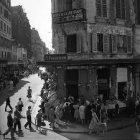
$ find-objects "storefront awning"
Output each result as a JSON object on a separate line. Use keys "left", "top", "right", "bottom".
{"left": 37, "top": 58, "right": 140, "bottom": 67}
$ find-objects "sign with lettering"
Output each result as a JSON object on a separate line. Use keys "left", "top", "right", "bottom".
{"left": 87, "top": 24, "right": 132, "bottom": 36}
{"left": 52, "top": 9, "right": 86, "bottom": 24}
{"left": 44, "top": 54, "right": 67, "bottom": 61}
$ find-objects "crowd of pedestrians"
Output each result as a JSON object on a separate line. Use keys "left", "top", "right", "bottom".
{"left": 37, "top": 70, "right": 140, "bottom": 135}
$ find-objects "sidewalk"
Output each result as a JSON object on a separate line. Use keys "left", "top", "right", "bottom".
{"left": 31, "top": 96, "right": 135, "bottom": 134}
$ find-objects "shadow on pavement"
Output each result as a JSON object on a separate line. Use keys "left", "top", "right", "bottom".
{"left": 0, "top": 79, "right": 30, "bottom": 106}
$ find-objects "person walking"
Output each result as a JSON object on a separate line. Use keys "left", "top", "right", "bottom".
{"left": 17, "top": 98, "right": 24, "bottom": 112}
{"left": 5, "top": 96, "right": 13, "bottom": 112}
{"left": 3, "top": 110, "right": 18, "bottom": 139}
{"left": 35, "top": 110, "right": 43, "bottom": 130}
{"left": 27, "top": 86, "right": 32, "bottom": 101}
{"left": 24, "top": 106, "right": 32, "bottom": 130}
{"left": 13, "top": 106, "right": 22, "bottom": 133}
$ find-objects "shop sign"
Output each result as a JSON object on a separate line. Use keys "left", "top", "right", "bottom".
{"left": 52, "top": 8, "right": 86, "bottom": 24}
{"left": 44, "top": 54, "right": 67, "bottom": 61}
{"left": 87, "top": 24, "right": 132, "bottom": 36}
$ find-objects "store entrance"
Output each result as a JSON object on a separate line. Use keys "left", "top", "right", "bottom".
{"left": 97, "top": 68, "right": 110, "bottom": 100}
{"left": 66, "top": 69, "right": 79, "bottom": 99}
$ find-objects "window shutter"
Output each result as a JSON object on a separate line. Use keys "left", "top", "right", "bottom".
{"left": 111, "top": 35, "right": 117, "bottom": 53}
{"left": 96, "top": 0, "right": 102, "bottom": 17}
{"left": 116, "top": 0, "right": 121, "bottom": 18}
{"left": 103, "top": 34, "right": 109, "bottom": 53}
{"left": 109, "top": 0, "right": 115, "bottom": 24}
{"left": 102, "top": 0, "right": 107, "bottom": 17}
{"left": 127, "top": 36, "right": 132, "bottom": 53}
{"left": 77, "top": 33, "right": 81, "bottom": 53}
{"left": 125, "top": 0, "right": 131, "bottom": 24}
{"left": 122, "top": 0, "right": 126, "bottom": 19}
{"left": 92, "top": 33, "right": 97, "bottom": 52}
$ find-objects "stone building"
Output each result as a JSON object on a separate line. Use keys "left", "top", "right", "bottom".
{"left": 31, "top": 28, "right": 48, "bottom": 62}
{"left": 0, "top": 0, "right": 12, "bottom": 76}
{"left": 40, "top": 0, "right": 140, "bottom": 101}
{"left": 11, "top": 5, "right": 32, "bottom": 59}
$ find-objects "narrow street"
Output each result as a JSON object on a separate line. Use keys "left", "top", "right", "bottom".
{"left": 0, "top": 73, "right": 139, "bottom": 140}
{"left": 0, "top": 74, "right": 69, "bottom": 140}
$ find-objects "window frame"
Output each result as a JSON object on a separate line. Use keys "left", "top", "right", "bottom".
{"left": 96, "top": 0, "right": 107, "bottom": 18}
{"left": 116, "top": 0, "right": 126, "bottom": 19}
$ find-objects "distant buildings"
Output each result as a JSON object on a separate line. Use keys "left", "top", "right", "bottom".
{"left": 0, "top": 0, "right": 13, "bottom": 75}
{"left": 11, "top": 5, "right": 32, "bottom": 59}
{"left": 31, "top": 28, "right": 48, "bottom": 62}
{"left": 0, "top": 1, "right": 49, "bottom": 77}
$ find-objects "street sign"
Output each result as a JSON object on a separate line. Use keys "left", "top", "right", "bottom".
{"left": 44, "top": 54, "right": 67, "bottom": 61}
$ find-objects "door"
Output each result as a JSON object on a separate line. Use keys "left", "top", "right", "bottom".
{"left": 66, "top": 69, "right": 79, "bottom": 99}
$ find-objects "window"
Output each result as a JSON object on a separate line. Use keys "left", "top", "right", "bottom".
{"left": 0, "top": 21, "right": 3, "bottom": 30}
{"left": 4, "top": 9, "right": 9, "bottom": 19}
{"left": 67, "top": 34, "right": 77, "bottom": 53}
{"left": 136, "top": 0, "right": 140, "bottom": 24}
{"left": 97, "top": 33, "right": 103, "bottom": 52}
{"left": 4, "top": 23, "right": 6, "bottom": 31}
{"left": 2, "top": 51, "right": 3, "bottom": 58}
{"left": 117, "top": 35, "right": 127, "bottom": 53}
{"left": 96, "top": 0, "right": 107, "bottom": 17}
{"left": 0, "top": 6, "right": 2, "bottom": 15}
{"left": 116, "top": 0, "right": 126, "bottom": 19}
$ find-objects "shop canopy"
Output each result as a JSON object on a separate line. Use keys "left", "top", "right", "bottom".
{"left": 37, "top": 58, "right": 140, "bottom": 67}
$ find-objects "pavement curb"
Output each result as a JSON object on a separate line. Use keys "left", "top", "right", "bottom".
{"left": 30, "top": 120, "right": 134, "bottom": 134}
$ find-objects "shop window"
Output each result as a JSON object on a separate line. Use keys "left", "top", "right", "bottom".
{"left": 116, "top": 0, "right": 126, "bottom": 19}
{"left": 67, "top": 34, "right": 77, "bottom": 53}
{"left": 97, "top": 33, "right": 103, "bottom": 52}
{"left": 96, "top": 0, "right": 107, "bottom": 17}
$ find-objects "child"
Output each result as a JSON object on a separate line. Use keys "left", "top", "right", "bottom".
{"left": 136, "top": 115, "right": 140, "bottom": 132}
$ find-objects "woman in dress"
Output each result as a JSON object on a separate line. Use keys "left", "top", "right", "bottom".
{"left": 79, "top": 103, "right": 86, "bottom": 124}
{"left": 89, "top": 108, "right": 100, "bottom": 134}
{"left": 73, "top": 103, "right": 79, "bottom": 121}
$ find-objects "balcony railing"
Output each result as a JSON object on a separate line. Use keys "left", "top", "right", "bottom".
{"left": 52, "top": 8, "right": 86, "bottom": 24}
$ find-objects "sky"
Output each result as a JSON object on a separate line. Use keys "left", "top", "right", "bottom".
{"left": 11, "top": 0, "right": 52, "bottom": 50}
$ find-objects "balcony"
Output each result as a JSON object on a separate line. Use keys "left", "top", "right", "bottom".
{"left": 52, "top": 8, "right": 86, "bottom": 24}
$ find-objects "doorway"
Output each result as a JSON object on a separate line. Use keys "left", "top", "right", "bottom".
{"left": 66, "top": 69, "right": 79, "bottom": 99}
{"left": 97, "top": 68, "right": 110, "bottom": 100}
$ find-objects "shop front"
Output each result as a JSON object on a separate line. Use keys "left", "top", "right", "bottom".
{"left": 38, "top": 55, "right": 138, "bottom": 102}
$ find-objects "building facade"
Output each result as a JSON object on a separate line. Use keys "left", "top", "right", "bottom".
{"left": 11, "top": 6, "right": 32, "bottom": 59}
{"left": 31, "top": 28, "right": 48, "bottom": 62}
{"left": 0, "top": 0, "right": 12, "bottom": 76}
{"left": 42, "top": 0, "right": 140, "bottom": 101}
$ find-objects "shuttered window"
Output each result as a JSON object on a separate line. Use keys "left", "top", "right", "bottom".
{"left": 97, "top": 33, "right": 103, "bottom": 52}
{"left": 103, "top": 34, "right": 109, "bottom": 53}
{"left": 127, "top": 36, "right": 132, "bottom": 53}
{"left": 92, "top": 33, "right": 97, "bottom": 52}
{"left": 136, "top": 0, "right": 140, "bottom": 24}
{"left": 116, "top": 0, "right": 126, "bottom": 19}
{"left": 111, "top": 35, "right": 117, "bottom": 53}
{"left": 67, "top": 34, "right": 77, "bottom": 53}
{"left": 96, "top": 0, "right": 107, "bottom": 17}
